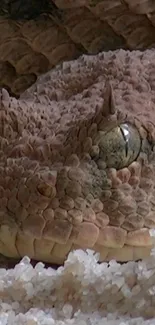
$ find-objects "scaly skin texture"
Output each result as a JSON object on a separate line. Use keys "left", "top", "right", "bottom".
{"left": 1, "top": 49, "right": 155, "bottom": 265}
{"left": 1, "top": 0, "right": 155, "bottom": 95}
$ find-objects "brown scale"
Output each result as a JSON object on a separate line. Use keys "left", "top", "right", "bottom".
{"left": 94, "top": 212, "right": 109, "bottom": 228}
{"left": 67, "top": 209, "right": 83, "bottom": 224}
{"left": 56, "top": 6, "right": 113, "bottom": 53}
{"left": 137, "top": 201, "right": 150, "bottom": 216}
{"left": 59, "top": 195, "right": 75, "bottom": 210}
{"left": 74, "top": 197, "right": 87, "bottom": 210}
{"left": 70, "top": 221, "right": 99, "bottom": 247}
{"left": 122, "top": 214, "right": 144, "bottom": 231}
{"left": 89, "top": 0, "right": 155, "bottom": 49}
{"left": 22, "top": 213, "right": 45, "bottom": 238}
{"left": 97, "top": 226, "right": 127, "bottom": 248}
{"left": 108, "top": 210, "right": 125, "bottom": 227}
{"left": 43, "top": 218, "right": 73, "bottom": 244}
{"left": 43, "top": 208, "right": 54, "bottom": 221}
{"left": 90, "top": 198, "right": 103, "bottom": 212}
{"left": 49, "top": 197, "right": 59, "bottom": 209}
{"left": 145, "top": 212, "right": 155, "bottom": 228}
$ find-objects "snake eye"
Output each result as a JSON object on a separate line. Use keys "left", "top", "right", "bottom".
{"left": 97, "top": 123, "right": 142, "bottom": 170}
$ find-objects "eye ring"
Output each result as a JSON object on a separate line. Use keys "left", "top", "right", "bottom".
{"left": 96, "top": 123, "right": 142, "bottom": 170}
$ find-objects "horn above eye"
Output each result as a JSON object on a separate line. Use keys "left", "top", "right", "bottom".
{"left": 97, "top": 123, "right": 142, "bottom": 170}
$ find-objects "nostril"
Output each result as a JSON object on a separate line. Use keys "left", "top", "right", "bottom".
{"left": 37, "top": 182, "right": 56, "bottom": 198}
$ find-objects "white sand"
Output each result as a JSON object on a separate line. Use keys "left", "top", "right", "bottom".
{"left": 1, "top": 249, "right": 155, "bottom": 324}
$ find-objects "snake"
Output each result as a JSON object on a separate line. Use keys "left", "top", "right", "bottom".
{"left": 0, "top": 1, "right": 155, "bottom": 265}
{"left": 0, "top": 49, "right": 155, "bottom": 265}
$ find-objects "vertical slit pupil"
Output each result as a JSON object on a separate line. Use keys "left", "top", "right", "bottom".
{"left": 120, "top": 126, "right": 128, "bottom": 158}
